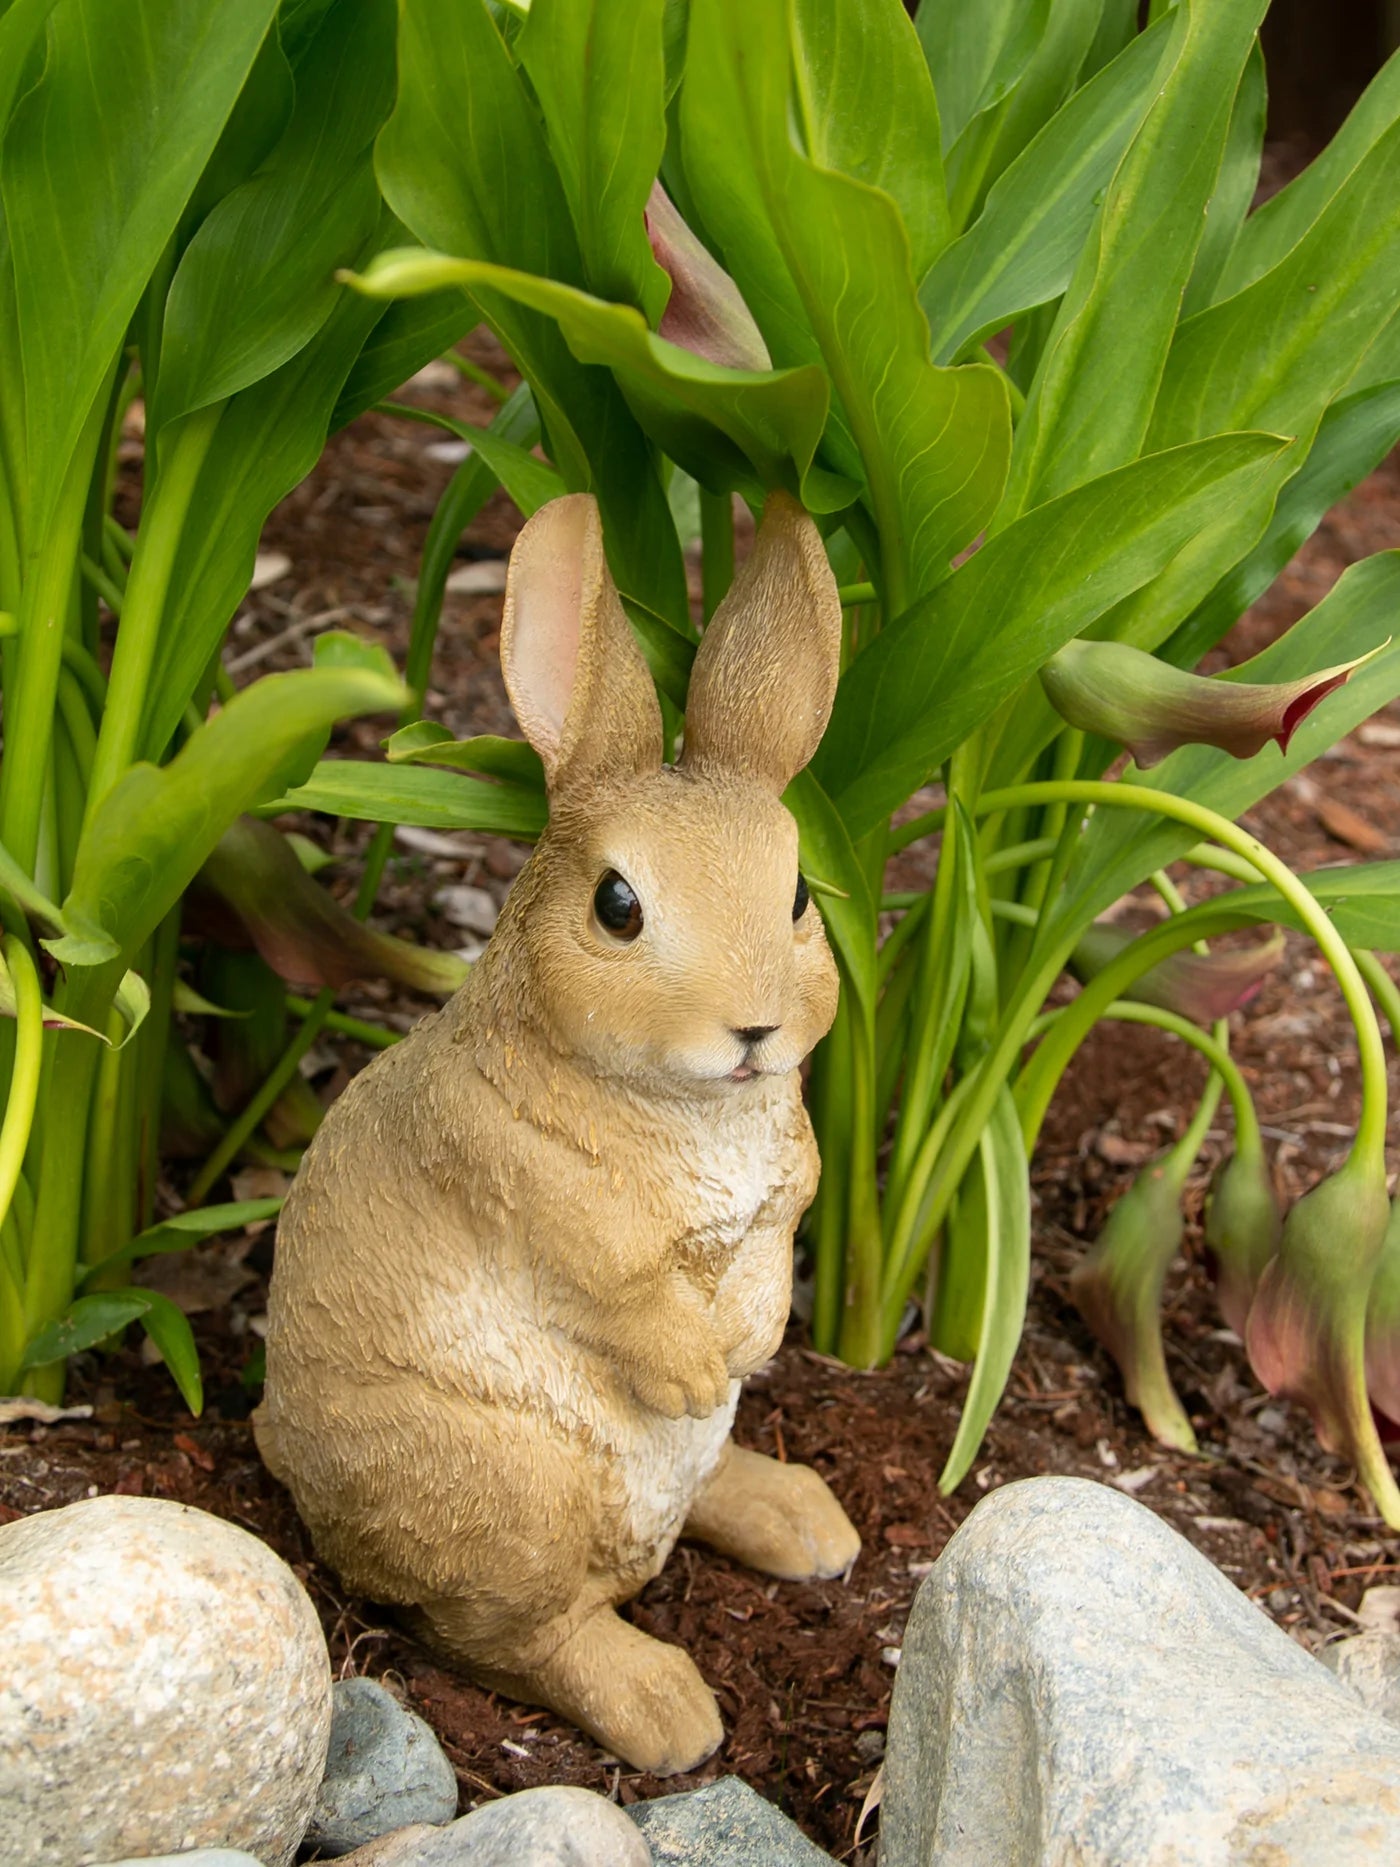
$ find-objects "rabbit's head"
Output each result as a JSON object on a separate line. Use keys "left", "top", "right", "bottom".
{"left": 495, "top": 491, "right": 842, "bottom": 1099}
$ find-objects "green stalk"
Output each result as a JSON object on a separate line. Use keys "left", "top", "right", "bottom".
{"left": 0, "top": 935, "right": 43, "bottom": 1248}
{"left": 86, "top": 403, "right": 224, "bottom": 817}
{"left": 810, "top": 992, "right": 853, "bottom": 1352}
{"left": 699, "top": 485, "right": 734, "bottom": 622}
{"left": 285, "top": 995, "right": 402, "bottom": 1050}
{"left": 439, "top": 348, "right": 511, "bottom": 402}
{"left": 836, "top": 995, "right": 883, "bottom": 1367}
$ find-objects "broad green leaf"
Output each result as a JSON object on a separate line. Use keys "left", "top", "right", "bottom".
{"left": 20, "top": 1292, "right": 150, "bottom": 1370}
{"left": 785, "top": 768, "right": 878, "bottom": 1022}
{"left": 382, "top": 400, "right": 565, "bottom": 517}
{"left": 52, "top": 656, "right": 407, "bottom": 970}
{"left": 260, "top": 760, "right": 548, "bottom": 839}
{"left": 921, "top": 17, "right": 1169, "bottom": 364}
{"left": 1080, "top": 0, "right": 1140, "bottom": 80}
{"left": 1001, "top": 0, "right": 1269, "bottom": 517}
{"left": 794, "top": 0, "right": 949, "bottom": 281}
{"left": 0, "top": 0, "right": 59, "bottom": 137}
{"left": 1053, "top": 553, "right": 1400, "bottom": 936}
{"left": 379, "top": 0, "right": 689, "bottom": 628}
{"left": 1180, "top": 38, "right": 1266, "bottom": 319}
{"left": 384, "top": 724, "right": 545, "bottom": 789}
{"left": 1149, "top": 114, "right": 1400, "bottom": 451}
{"left": 819, "top": 433, "right": 1286, "bottom": 838}
{"left": 1165, "top": 864, "right": 1400, "bottom": 958}
{"left": 127, "top": 1287, "right": 204, "bottom": 1415}
{"left": 154, "top": 0, "right": 396, "bottom": 427}
{"left": 941, "top": 0, "right": 1103, "bottom": 233}
{"left": 79, "top": 1197, "right": 284, "bottom": 1283}
{"left": 1218, "top": 46, "right": 1400, "bottom": 300}
{"left": 331, "top": 293, "right": 477, "bottom": 431}
{"left": 518, "top": 0, "right": 671, "bottom": 318}
{"left": 937, "top": 1086, "right": 1031, "bottom": 1494}
{"left": 916, "top": 0, "right": 1050, "bottom": 155}
{"left": 1164, "top": 377, "right": 1400, "bottom": 670}
{"left": 1, "top": 0, "right": 279, "bottom": 533}
{"left": 685, "top": 0, "right": 1010, "bottom": 610}
{"left": 348, "top": 248, "right": 849, "bottom": 510}
{"left": 0, "top": 834, "right": 64, "bottom": 933}
{"left": 0, "top": 952, "right": 147, "bottom": 1045}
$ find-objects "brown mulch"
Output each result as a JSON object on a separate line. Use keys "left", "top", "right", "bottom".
{"left": 8, "top": 315, "right": 1400, "bottom": 1859}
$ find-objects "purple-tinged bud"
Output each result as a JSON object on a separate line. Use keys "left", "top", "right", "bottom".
{"left": 1071, "top": 1161, "right": 1197, "bottom": 1453}
{"left": 644, "top": 182, "right": 772, "bottom": 371}
{"left": 1071, "top": 922, "right": 1284, "bottom": 1023}
{"left": 1041, "top": 638, "right": 1382, "bottom": 768}
{"left": 1203, "top": 1146, "right": 1282, "bottom": 1338}
{"left": 1365, "top": 1199, "right": 1400, "bottom": 1435}
{"left": 1246, "top": 1158, "right": 1399, "bottom": 1522}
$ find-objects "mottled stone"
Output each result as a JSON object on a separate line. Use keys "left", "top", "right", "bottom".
{"left": 337, "top": 1788, "right": 652, "bottom": 1864}
{"left": 307, "top": 1677, "right": 458, "bottom": 1854}
{"left": 1319, "top": 1628, "right": 1400, "bottom": 1726}
{"left": 0, "top": 1496, "right": 331, "bottom": 1867}
{"left": 881, "top": 1477, "right": 1400, "bottom": 1866}
{"left": 92, "top": 1855, "right": 264, "bottom": 1866}
{"left": 628, "top": 1777, "right": 833, "bottom": 1864}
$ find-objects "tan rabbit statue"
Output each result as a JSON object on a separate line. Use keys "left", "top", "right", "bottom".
{"left": 254, "top": 489, "right": 860, "bottom": 1776}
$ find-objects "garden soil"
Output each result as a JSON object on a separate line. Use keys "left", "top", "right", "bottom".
{"left": 6, "top": 331, "right": 1400, "bottom": 1863}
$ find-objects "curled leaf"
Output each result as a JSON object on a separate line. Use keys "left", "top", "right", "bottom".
{"left": 1203, "top": 1146, "right": 1283, "bottom": 1338}
{"left": 1071, "top": 922, "right": 1284, "bottom": 1023}
{"left": 197, "top": 816, "right": 469, "bottom": 996}
{"left": 644, "top": 181, "right": 771, "bottom": 371}
{"left": 1041, "top": 637, "right": 1385, "bottom": 767}
{"left": 1365, "top": 1200, "right": 1400, "bottom": 1434}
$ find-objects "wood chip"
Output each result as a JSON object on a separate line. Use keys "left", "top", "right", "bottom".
{"left": 445, "top": 559, "right": 508, "bottom": 595}
{"left": 1316, "top": 797, "right": 1389, "bottom": 853}
{"left": 250, "top": 550, "right": 293, "bottom": 590}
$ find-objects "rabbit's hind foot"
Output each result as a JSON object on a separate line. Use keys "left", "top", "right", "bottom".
{"left": 413, "top": 1593, "right": 724, "bottom": 1778}
{"left": 683, "top": 1441, "right": 860, "bottom": 1581}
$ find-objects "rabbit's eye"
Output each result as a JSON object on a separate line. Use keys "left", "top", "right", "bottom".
{"left": 793, "top": 873, "right": 810, "bottom": 921}
{"left": 594, "top": 869, "right": 643, "bottom": 941}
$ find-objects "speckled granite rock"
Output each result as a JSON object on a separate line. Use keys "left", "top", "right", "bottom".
{"left": 336, "top": 1787, "right": 653, "bottom": 1863}
{"left": 1319, "top": 1628, "right": 1400, "bottom": 1727}
{"left": 306, "top": 1677, "right": 458, "bottom": 1854}
{"left": 0, "top": 1495, "right": 331, "bottom": 1867}
{"left": 880, "top": 1477, "right": 1400, "bottom": 1866}
{"left": 628, "top": 1776, "right": 833, "bottom": 1864}
{"left": 93, "top": 1855, "right": 264, "bottom": 1866}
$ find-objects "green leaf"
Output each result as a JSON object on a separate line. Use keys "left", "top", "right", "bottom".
{"left": 937, "top": 1086, "right": 1031, "bottom": 1494}
{"left": 1001, "top": 0, "right": 1269, "bottom": 517}
{"left": 0, "top": 0, "right": 60, "bottom": 138}
{"left": 127, "top": 1287, "right": 204, "bottom": 1415}
{"left": 379, "top": 0, "right": 689, "bottom": 628}
{"left": 1218, "top": 46, "right": 1400, "bottom": 300}
{"left": 380, "top": 400, "right": 566, "bottom": 517}
{"left": 51, "top": 658, "right": 407, "bottom": 970}
{"left": 349, "top": 248, "right": 850, "bottom": 510}
{"left": 917, "top": 0, "right": 1048, "bottom": 153}
{"left": 1, "top": 0, "right": 279, "bottom": 533}
{"left": 1055, "top": 552, "right": 1400, "bottom": 934}
{"left": 1180, "top": 39, "right": 1266, "bottom": 319}
{"left": 684, "top": 0, "right": 1010, "bottom": 609}
{"left": 921, "top": 16, "right": 1170, "bottom": 364}
{"left": 154, "top": 0, "right": 396, "bottom": 427}
{"left": 785, "top": 768, "right": 878, "bottom": 1022}
{"left": 79, "top": 1197, "right": 284, "bottom": 1284}
{"left": 1166, "top": 863, "right": 1400, "bottom": 956}
{"left": 384, "top": 724, "right": 546, "bottom": 789}
{"left": 518, "top": 0, "right": 671, "bottom": 318}
{"left": 260, "top": 759, "right": 548, "bottom": 838}
{"left": 819, "top": 432, "right": 1286, "bottom": 838}
{"left": 20, "top": 1293, "right": 150, "bottom": 1371}
{"left": 331, "top": 292, "right": 477, "bottom": 432}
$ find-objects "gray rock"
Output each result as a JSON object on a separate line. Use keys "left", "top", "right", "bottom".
{"left": 880, "top": 1476, "right": 1400, "bottom": 1866}
{"left": 337, "top": 1786, "right": 652, "bottom": 1864}
{"left": 1319, "top": 1628, "right": 1400, "bottom": 1725}
{"left": 92, "top": 1856, "right": 265, "bottom": 1866}
{"left": 0, "top": 1495, "right": 331, "bottom": 1867}
{"left": 628, "top": 1777, "right": 833, "bottom": 1865}
{"left": 307, "top": 1677, "right": 458, "bottom": 1853}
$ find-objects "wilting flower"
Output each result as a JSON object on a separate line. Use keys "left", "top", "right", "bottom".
{"left": 195, "top": 817, "right": 469, "bottom": 996}
{"left": 1245, "top": 1158, "right": 1398, "bottom": 1522}
{"left": 644, "top": 181, "right": 771, "bottom": 371}
{"left": 1071, "top": 922, "right": 1284, "bottom": 1023}
{"left": 1203, "top": 1145, "right": 1282, "bottom": 1337}
{"left": 1071, "top": 1160, "right": 1197, "bottom": 1453}
{"left": 1041, "top": 638, "right": 1382, "bottom": 767}
{"left": 1365, "top": 1200, "right": 1400, "bottom": 1434}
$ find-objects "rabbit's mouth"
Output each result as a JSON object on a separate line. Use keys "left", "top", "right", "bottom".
{"left": 729, "top": 1063, "right": 760, "bottom": 1083}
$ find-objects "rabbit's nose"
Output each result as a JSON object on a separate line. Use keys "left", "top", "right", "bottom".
{"left": 734, "top": 1024, "right": 779, "bottom": 1045}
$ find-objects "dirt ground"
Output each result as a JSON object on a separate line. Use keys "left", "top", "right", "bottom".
{"left": 6, "top": 319, "right": 1400, "bottom": 1859}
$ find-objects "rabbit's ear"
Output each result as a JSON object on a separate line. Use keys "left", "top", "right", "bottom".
{"left": 680, "top": 491, "right": 841, "bottom": 792}
{"left": 501, "top": 494, "right": 663, "bottom": 794}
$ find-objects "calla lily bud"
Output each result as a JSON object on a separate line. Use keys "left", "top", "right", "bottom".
{"left": 1071, "top": 922, "right": 1284, "bottom": 1023}
{"left": 644, "top": 182, "right": 772, "bottom": 371}
{"left": 1245, "top": 1158, "right": 1398, "bottom": 1520}
{"left": 1071, "top": 1162, "right": 1198, "bottom": 1453}
{"left": 1203, "top": 1146, "right": 1282, "bottom": 1337}
{"left": 1041, "top": 638, "right": 1381, "bottom": 768}
{"left": 1364, "top": 1200, "right": 1400, "bottom": 1433}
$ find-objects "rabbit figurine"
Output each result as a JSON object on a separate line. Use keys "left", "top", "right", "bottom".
{"left": 254, "top": 490, "right": 860, "bottom": 1776}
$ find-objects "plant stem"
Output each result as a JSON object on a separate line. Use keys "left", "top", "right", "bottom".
{"left": 186, "top": 991, "right": 333, "bottom": 1207}
{"left": 0, "top": 936, "right": 43, "bottom": 1243}
{"left": 700, "top": 486, "right": 734, "bottom": 622}
{"left": 285, "top": 995, "right": 401, "bottom": 1050}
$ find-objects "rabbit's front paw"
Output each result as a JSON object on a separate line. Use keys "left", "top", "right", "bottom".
{"left": 629, "top": 1337, "right": 732, "bottom": 1421}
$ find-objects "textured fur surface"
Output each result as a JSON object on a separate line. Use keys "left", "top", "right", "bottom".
{"left": 255, "top": 493, "right": 860, "bottom": 1774}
